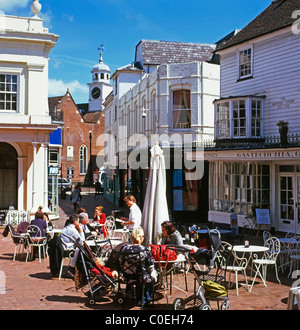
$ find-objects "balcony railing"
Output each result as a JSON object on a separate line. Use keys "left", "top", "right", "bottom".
{"left": 201, "top": 133, "right": 300, "bottom": 150}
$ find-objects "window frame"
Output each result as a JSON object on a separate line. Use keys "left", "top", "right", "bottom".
{"left": 0, "top": 73, "right": 19, "bottom": 113}
{"left": 79, "top": 144, "right": 88, "bottom": 175}
{"left": 209, "top": 162, "right": 270, "bottom": 215}
{"left": 214, "top": 97, "right": 264, "bottom": 140}
{"left": 237, "top": 45, "right": 253, "bottom": 80}
{"left": 172, "top": 89, "right": 191, "bottom": 130}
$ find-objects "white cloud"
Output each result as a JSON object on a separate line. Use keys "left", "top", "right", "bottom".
{"left": 0, "top": 0, "right": 29, "bottom": 12}
{"left": 48, "top": 79, "right": 88, "bottom": 103}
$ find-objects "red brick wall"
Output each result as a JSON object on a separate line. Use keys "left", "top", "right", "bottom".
{"left": 58, "top": 93, "right": 105, "bottom": 186}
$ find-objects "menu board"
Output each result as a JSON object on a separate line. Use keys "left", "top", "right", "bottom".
{"left": 256, "top": 209, "right": 270, "bottom": 225}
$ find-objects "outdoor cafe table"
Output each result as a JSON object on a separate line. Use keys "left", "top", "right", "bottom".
{"left": 231, "top": 245, "right": 269, "bottom": 278}
{"left": 85, "top": 238, "right": 123, "bottom": 248}
{"left": 154, "top": 253, "right": 187, "bottom": 304}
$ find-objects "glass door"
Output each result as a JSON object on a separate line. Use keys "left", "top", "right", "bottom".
{"left": 279, "top": 176, "right": 300, "bottom": 234}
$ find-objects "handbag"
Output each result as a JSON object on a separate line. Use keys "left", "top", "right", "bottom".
{"left": 149, "top": 244, "right": 177, "bottom": 268}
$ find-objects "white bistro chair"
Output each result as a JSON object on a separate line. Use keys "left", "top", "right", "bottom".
{"left": 249, "top": 237, "right": 281, "bottom": 292}
{"left": 25, "top": 225, "right": 47, "bottom": 263}
{"left": 217, "top": 241, "right": 249, "bottom": 296}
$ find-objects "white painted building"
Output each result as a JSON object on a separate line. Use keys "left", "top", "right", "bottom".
{"left": 206, "top": 0, "right": 300, "bottom": 234}
{"left": 103, "top": 40, "right": 220, "bottom": 221}
{"left": 0, "top": 2, "right": 59, "bottom": 221}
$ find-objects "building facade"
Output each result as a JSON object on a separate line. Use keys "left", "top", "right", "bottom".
{"left": 103, "top": 40, "right": 220, "bottom": 223}
{"left": 206, "top": 0, "right": 300, "bottom": 234}
{"left": 0, "top": 4, "right": 58, "bottom": 220}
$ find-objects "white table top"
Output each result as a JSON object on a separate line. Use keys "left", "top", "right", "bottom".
{"left": 45, "top": 228, "right": 62, "bottom": 234}
{"left": 232, "top": 245, "right": 269, "bottom": 253}
{"left": 85, "top": 238, "right": 123, "bottom": 247}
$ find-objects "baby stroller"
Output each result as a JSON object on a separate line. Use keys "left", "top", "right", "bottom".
{"left": 171, "top": 225, "right": 230, "bottom": 310}
{"left": 73, "top": 238, "right": 118, "bottom": 306}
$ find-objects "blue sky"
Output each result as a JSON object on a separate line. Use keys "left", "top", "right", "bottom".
{"left": 1, "top": 0, "right": 271, "bottom": 104}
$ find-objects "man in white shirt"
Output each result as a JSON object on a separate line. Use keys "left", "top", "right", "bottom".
{"left": 121, "top": 195, "right": 141, "bottom": 230}
{"left": 60, "top": 214, "right": 85, "bottom": 250}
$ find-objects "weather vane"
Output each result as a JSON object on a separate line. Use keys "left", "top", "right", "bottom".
{"left": 98, "top": 44, "right": 104, "bottom": 63}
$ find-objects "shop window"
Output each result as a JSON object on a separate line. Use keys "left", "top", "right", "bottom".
{"left": 209, "top": 162, "right": 270, "bottom": 215}
{"left": 173, "top": 169, "right": 198, "bottom": 211}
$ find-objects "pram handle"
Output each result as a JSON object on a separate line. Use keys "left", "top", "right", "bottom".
{"left": 167, "top": 245, "right": 193, "bottom": 253}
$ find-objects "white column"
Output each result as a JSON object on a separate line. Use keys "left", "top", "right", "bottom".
{"left": 17, "top": 156, "right": 26, "bottom": 210}
{"left": 42, "top": 142, "right": 50, "bottom": 212}
{"left": 31, "top": 142, "right": 39, "bottom": 212}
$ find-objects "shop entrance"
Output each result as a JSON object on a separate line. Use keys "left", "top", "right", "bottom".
{"left": 278, "top": 174, "right": 300, "bottom": 234}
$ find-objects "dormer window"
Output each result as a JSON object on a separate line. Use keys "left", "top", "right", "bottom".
{"left": 215, "top": 96, "right": 264, "bottom": 140}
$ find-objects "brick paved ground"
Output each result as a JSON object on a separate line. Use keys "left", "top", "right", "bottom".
{"left": 0, "top": 190, "right": 296, "bottom": 310}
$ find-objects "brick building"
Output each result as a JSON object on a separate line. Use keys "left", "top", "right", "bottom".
{"left": 48, "top": 90, "right": 105, "bottom": 186}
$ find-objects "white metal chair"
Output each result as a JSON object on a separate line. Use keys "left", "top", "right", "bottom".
{"left": 263, "top": 230, "right": 271, "bottom": 242}
{"left": 59, "top": 249, "right": 75, "bottom": 280}
{"left": 287, "top": 236, "right": 300, "bottom": 278}
{"left": 217, "top": 241, "right": 249, "bottom": 296}
{"left": 25, "top": 225, "right": 47, "bottom": 263}
{"left": 8, "top": 225, "right": 27, "bottom": 261}
{"left": 249, "top": 237, "right": 281, "bottom": 292}
{"left": 105, "top": 216, "right": 116, "bottom": 238}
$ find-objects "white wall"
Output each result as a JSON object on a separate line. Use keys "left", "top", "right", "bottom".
{"left": 218, "top": 28, "right": 300, "bottom": 137}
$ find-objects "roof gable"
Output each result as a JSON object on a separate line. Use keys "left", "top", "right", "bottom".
{"left": 217, "top": 0, "right": 298, "bottom": 51}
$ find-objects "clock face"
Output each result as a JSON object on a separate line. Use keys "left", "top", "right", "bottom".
{"left": 92, "top": 87, "right": 101, "bottom": 99}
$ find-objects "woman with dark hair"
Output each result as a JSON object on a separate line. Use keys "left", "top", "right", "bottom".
{"left": 161, "top": 221, "right": 183, "bottom": 246}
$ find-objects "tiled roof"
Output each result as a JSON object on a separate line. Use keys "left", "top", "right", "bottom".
{"left": 48, "top": 96, "right": 64, "bottom": 122}
{"left": 136, "top": 40, "right": 215, "bottom": 65}
{"left": 217, "top": 0, "right": 299, "bottom": 51}
{"left": 82, "top": 111, "right": 103, "bottom": 123}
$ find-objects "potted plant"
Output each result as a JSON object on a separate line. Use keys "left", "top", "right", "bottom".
{"left": 277, "top": 120, "right": 289, "bottom": 145}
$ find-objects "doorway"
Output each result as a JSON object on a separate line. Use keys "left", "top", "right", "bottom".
{"left": 279, "top": 175, "right": 300, "bottom": 234}
{"left": 0, "top": 142, "right": 18, "bottom": 209}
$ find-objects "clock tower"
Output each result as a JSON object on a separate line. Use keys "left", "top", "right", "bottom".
{"left": 88, "top": 45, "right": 112, "bottom": 112}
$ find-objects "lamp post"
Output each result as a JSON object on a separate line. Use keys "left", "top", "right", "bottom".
{"left": 89, "top": 130, "right": 92, "bottom": 185}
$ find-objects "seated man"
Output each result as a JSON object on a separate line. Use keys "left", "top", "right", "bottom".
{"left": 79, "top": 212, "right": 97, "bottom": 239}
{"left": 59, "top": 214, "right": 85, "bottom": 278}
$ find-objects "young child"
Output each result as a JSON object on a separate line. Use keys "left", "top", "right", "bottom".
{"left": 91, "top": 257, "right": 118, "bottom": 278}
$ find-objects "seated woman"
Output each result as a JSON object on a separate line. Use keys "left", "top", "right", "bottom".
{"left": 120, "top": 227, "right": 157, "bottom": 306}
{"left": 161, "top": 221, "right": 184, "bottom": 246}
{"left": 93, "top": 206, "right": 108, "bottom": 237}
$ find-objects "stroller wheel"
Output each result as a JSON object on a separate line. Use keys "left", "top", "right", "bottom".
{"left": 199, "top": 303, "right": 211, "bottom": 310}
{"left": 88, "top": 298, "right": 96, "bottom": 306}
{"left": 220, "top": 300, "right": 230, "bottom": 310}
{"left": 115, "top": 292, "right": 125, "bottom": 305}
{"left": 173, "top": 298, "right": 185, "bottom": 310}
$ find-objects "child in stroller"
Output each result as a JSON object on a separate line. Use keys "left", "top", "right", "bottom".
{"left": 74, "top": 239, "right": 118, "bottom": 305}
